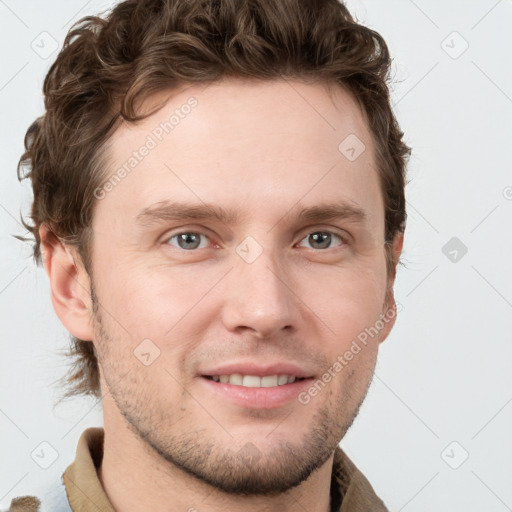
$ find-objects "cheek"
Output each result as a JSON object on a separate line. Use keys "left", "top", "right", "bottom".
{"left": 309, "top": 263, "right": 387, "bottom": 335}
{"left": 95, "top": 262, "right": 210, "bottom": 346}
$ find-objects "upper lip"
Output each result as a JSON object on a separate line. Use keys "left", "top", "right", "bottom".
{"left": 199, "top": 361, "right": 314, "bottom": 379}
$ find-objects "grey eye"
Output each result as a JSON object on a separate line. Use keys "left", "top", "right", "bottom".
{"left": 167, "top": 232, "right": 209, "bottom": 250}
{"left": 297, "top": 231, "right": 343, "bottom": 250}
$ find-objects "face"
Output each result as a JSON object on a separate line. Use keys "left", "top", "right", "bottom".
{"left": 88, "top": 78, "right": 398, "bottom": 495}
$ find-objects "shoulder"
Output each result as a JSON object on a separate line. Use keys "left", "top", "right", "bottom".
{"left": 6, "top": 496, "right": 40, "bottom": 511}
{"left": 333, "top": 445, "right": 389, "bottom": 512}
{"left": 5, "top": 479, "right": 72, "bottom": 512}
{"left": 4, "top": 427, "right": 104, "bottom": 512}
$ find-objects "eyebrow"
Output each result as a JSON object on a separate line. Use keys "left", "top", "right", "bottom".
{"left": 135, "top": 199, "right": 369, "bottom": 228}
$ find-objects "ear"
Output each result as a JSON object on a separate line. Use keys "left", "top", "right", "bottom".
{"left": 378, "top": 231, "right": 404, "bottom": 344}
{"left": 39, "top": 224, "right": 95, "bottom": 341}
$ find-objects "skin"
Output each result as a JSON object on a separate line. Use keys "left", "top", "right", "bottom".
{"left": 41, "top": 78, "right": 403, "bottom": 512}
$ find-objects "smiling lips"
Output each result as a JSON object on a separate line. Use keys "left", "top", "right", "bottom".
{"left": 200, "top": 361, "right": 314, "bottom": 388}
{"left": 199, "top": 362, "right": 316, "bottom": 409}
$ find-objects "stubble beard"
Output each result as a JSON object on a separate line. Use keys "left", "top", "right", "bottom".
{"left": 93, "top": 296, "right": 374, "bottom": 496}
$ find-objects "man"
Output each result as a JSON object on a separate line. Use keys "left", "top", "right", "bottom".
{"left": 10, "top": 0, "right": 410, "bottom": 510}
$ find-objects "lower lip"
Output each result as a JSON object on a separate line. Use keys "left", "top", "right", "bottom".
{"left": 199, "top": 376, "right": 314, "bottom": 409}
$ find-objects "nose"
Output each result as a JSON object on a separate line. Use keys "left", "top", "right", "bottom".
{"left": 220, "top": 248, "right": 298, "bottom": 340}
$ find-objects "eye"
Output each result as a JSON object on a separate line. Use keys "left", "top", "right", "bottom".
{"left": 165, "top": 231, "right": 211, "bottom": 250}
{"left": 163, "top": 229, "right": 347, "bottom": 252}
{"left": 296, "top": 231, "right": 346, "bottom": 250}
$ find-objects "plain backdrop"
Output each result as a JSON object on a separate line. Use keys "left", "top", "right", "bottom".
{"left": 1, "top": 1, "right": 511, "bottom": 511}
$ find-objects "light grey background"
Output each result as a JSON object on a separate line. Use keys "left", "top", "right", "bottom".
{"left": 1, "top": 1, "right": 511, "bottom": 510}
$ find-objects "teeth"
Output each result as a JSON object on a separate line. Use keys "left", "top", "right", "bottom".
{"left": 210, "top": 374, "right": 298, "bottom": 387}
{"left": 261, "top": 375, "right": 278, "bottom": 387}
{"left": 230, "top": 373, "right": 243, "bottom": 385}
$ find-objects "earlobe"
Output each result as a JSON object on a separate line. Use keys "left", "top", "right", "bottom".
{"left": 393, "top": 231, "right": 404, "bottom": 270}
{"left": 379, "top": 231, "right": 404, "bottom": 343}
{"left": 39, "top": 224, "right": 95, "bottom": 341}
{"left": 378, "top": 291, "right": 398, "bottom": 343}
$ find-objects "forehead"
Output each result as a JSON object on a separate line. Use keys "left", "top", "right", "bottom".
{"left": 95, "top": 78, "right": 383, "bottom": 231}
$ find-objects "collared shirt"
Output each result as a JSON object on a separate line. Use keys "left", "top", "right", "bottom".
{"left": 7, "top": 427, "right": 389, "bottom": 511}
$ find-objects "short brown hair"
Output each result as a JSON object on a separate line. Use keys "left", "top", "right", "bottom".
{"left": 17, "top": 0, "right": 410, "bottom": 402}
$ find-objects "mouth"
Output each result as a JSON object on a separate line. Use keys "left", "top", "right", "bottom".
{"left": 197, "top": 361, "right": 316, "bottom": 409}
{"left": 202, "top": 374, "right": 309, "bottom": 388}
